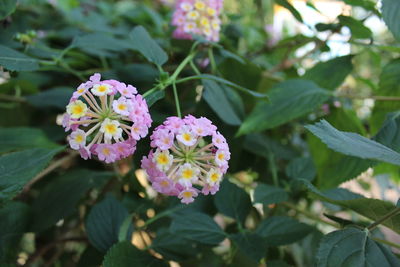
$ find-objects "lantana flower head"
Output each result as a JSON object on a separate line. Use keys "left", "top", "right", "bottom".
{"left": 141, "top": 115, "right": 230, "bottom": 204}
{"left": 62, "top": 73, "right": 152, "bottom": 163}
{"left": 172, "top": 0, "right": 224, "bottom": 42}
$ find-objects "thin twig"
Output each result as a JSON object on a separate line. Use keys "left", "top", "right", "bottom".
{"left": 20, "top": 152, "right": 78, "bottom": 194}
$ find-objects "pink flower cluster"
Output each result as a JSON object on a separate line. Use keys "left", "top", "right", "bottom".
{"left": 62, "top": 73, "right": 152, "bottom": 163}
{"left": 172, "top": 0, "right": 223, "bottom": 42}
{"left": 141, "top": 115, "right": 230, "bottom": 204}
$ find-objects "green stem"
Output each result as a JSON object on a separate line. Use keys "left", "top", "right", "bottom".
{"left": 170, "top": 52, "right": 196, "bottom": 81}
{"left": 282, "top": 202, "right": 339, "bottom": 228}
{"left": 268, "top": 153, "right": 278, "bottom": 186}
{"left": 142, "top": 87, "right": 157, "bottom": 98}
{"left": 367, "top": 207, "right": 400, "bottom": 231}
{"left": 139, "top": 205, "right": 186, "bottom": 229}
{"left": 190, "top": 60, "right": 201, "bottom": 75}
{"left": 172, "top": 82, "right": 182, "bottom": 118}
{"left": 0, "top": 94, "right": 26, "bottom": 103}
{"left": 208, "top": 47, "right": 217, "bottom": 74}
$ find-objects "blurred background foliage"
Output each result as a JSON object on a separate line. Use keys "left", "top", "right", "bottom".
{"left": 1, "top": 0, "right": 400, "bottom": 266}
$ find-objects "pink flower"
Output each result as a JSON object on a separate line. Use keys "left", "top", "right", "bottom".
{"left": 178, "top": 187, "right": 199, "bottom": 204}
{"left": 171, "top": 0, "right": 224, "bottom": 42}
{"left": 142, "top": 115, "right": 230, "bottom": 204}
{"left": 62, "top": 73, "right": 152, "bottom": 163}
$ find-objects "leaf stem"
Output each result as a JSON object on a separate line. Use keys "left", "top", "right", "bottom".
{"left": 20, "top": 151, "right": 77, "bottom": 195}
{"left": 139, "top": 205, "right": 186, "bottom": 229}
{"left": 371, "top": 237, "right": 400, "bottom": 250}
{"left": 367, "top": 207, "right": 400, "bottom": 231}
{"left": 282, "top": 202, "right": 339, "bottom": 228}
{"left": 172, "top": 82, "right": 182, "bottom": 118}
{"left": 268, "top": 153, "right": 278, "bottom": 186}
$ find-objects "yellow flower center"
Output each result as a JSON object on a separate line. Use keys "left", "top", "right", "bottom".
{"left": 98, "top": 85, "right": 107, "bottom": 92}
{"left": 157, "top": 154, "right": 169, "bottom": 165}
{"left": 194, "top": 1, "right": 205, "bottom": 10}
{"left": 73, "top": 105, "right": 84, "bottom": 115}
{"left": 218, "top": 153, "right": 224, "bottom": 160}
{"left": 182, "top": 169, "right": 194, "bottom": 179}
{"left": 75, "top": 134, "right": 83, "bottom": 143}
{"left": 103, "top": 148, "right": 110, "bottom": 156}
{"left": 183, "top": 133, "right": 192, "bottom": 142}
{"left": 105, "top": 124, "right": 117, "bottom": 134}
{"left": 210, "top": 173, "right": 219, "bottom": 182}
{"left": 118, "top": 104, "right": 127, "bottom": 110}
{"left": 182, "top": 191, "right": 193, "bottom": 198}
{"left": 161, "top": 180, "right": 170, "bottom": 187}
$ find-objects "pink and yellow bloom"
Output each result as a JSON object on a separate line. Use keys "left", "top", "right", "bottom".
{"left": 141, "top": 115, "right": 230, "bottom": 204}
{"left": 62, "top": 73, "right": 152, "bottom": 163}
{"left": 172, "top": 0, "right": 224, "bottom": 42}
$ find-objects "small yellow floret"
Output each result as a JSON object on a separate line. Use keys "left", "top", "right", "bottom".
{"left": 75, "top": 134, "right": 84, "bottom": 143}
{"left": 156, "top": 154, "right": 169, "bottom": 165}
{"left": 182, "top": 191, "right": 193, "bottom": 198}
{"left": 182, "top": 169, "right": 194, "bottom": 179}
{"left": 210, "top": 173, "right": 219, "bottom": 182}
{"left": 194, "top": 1, "right": 205, "bottom": 10}
{"left": 67, "top": 100, "right": 87, "bottom": 119}
{"left": 183, "top": 133, "right": 192, "bottom": 142}
{"left": 105, "top": 124, "right": 117, "bottom": 134}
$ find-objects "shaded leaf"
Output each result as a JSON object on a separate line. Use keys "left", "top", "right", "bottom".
{"left": 214, "top": 179, "right": 252, "bottom": 224}
{"left": 0, "top": 202, "right": 29, "bottom": 261}
{"left": 170, "top": 211, "right": 226, "bottom": 245}
{"left": 0, "top": 127, "right": 59, "bottom": 153}
{"left": 230, "top": 232, "right": 267, "bottom": 262}
{"left": 0, "top": 147, "right": 63, "bottom": 203}
{"left": 253, "top": 183, "right": 289, "bottom": 205}
{"left": 382, "top": 0, "right": 400, "bottom": 41}
{"left": 203, "top": 80, "right": 242, "bottom": 125}
{"left": 256, "top": 216, "right": 314, "bottom": 246}
{"left": 238, "top": 79, "right": 330, "bottom": 135}
{"left": 32, "top": 169, "right": 113, "bottom": 232}
{"left": 86, "top": 195, "right": 133, "bottom": 252}
{"left": 26, "top": 87, "right": 73, "bottom": 110}
{"left": 276, "top": 0, "right": 303, "bottom": 22}
{"left": 338, "top": 15, "right": 372, "bottom": 39}
{"left": 129, "top": 26, "right": 168, "bottom": 66}
{"left": 71, "top": 33, "right": 131, "bottom": 57}
{"left": 316, "top": 227, "right": 400, "bottom": 267}
{"left": 285, "top": 157, "right": 316, "bottom": 181}
{"left": 298, "top": 179, "right": 400, "bottom": 234}
{"left": 0, "top": 45, "right": 39, "bottom": 71}
{"left": 144, "top": 89, "right": 165, "bottom": 108}
{"left": 151, "top": 229, "right": 197, "bottom": 261}
{"left": 306, "top": 120, "right": 400, "bottom": 166}
{"left": 103, "top": 241, "right": 167, "bottom": 267}
{"left": 303, "top": 55, "right": 353, "bottom": 90}
{"left": 243, "top": 134, "right": 298, "bottom": 160}
{"left": 0, "top": 0, "right": 17, "bottom": 19}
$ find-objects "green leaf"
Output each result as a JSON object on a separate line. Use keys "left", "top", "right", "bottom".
{"left": 0, "top": 202, "right": 30, "bottom": 261}
{"left": 238, "top": 79, "right": 330, "bottom": 135}
{"left": 253, "top": 183, "right": 289, "bottom": 205}
{"left": 151, "top": 229, "right": 197, "bottom": 261}
{"left": 143, "top": 89, "right": 165, "bottom": 108}
{"left": 214, "top": 179, "right": 252, "bottom": 224}
{"left": 0, "top": 127, "right": 60, "bottom": 153}
{"left": 256, "top": 216, "right": 314, "bottom": 246}
{"left": 103, "top": 241, "right": 167, "bottom": 267}
{"left": 343, "top": 0, "right": 379, "bottom": 15}
{"left": 285, "top": 157, "right": 316, "bottom": 181}
{"left": 298, "top": 179, "right": 400, "bottom": 234}
{"left": 31, "top": 169, "right": 113, "bottom": 232}
{"left": 374, "top": 112, "right": 400, "bottom": 152}
{"left": 243, "top": 134, "right": 298, "bottom": 160}
{"left": 303, "top": 56, "right": 353, "bottom": 90}
{"left": 0, "top": 147, "right": 63, "bottom": 203}
{"left": 338, "top": 15, "right": 372, "bottom": 39}
{"left": 308, "top": 109, "right": 372, "bottom": 189}
{"left": 129, "top": 26, "right": 168, "bottom": 66}
{"left": 276, "top": 0, "right": 303, "bottom": 22}
{"left": 316, "top": 227, "right": 400, "bottom": 267}
{"left": 191, "top": 74, "right": 268, "bottom": 99}
{"left": 306, "top": 120, "right": 400, "bottom": 166}
{"left": 230, "top": 232, "right": 267, "bottom": 262}
{"left": 85, "top": 195, "right": 133, "bottom": 252}
{"left": 203, "top": 80, "right": 243, "bottom": 126}
{"left": 26, "top": 87, "right": 73, "bottom": 110}
{"left": 382, "top": 0, "right": 400, "bottom": 41}
{"left": 71, "top": 33, "right": 132, "bottom": 57}
{"left": 0, "top": 0, "right": 17, "bottom": 19}
{"left": 0, "top": 45, "right": 39, "bottom": 72}
{"left": 169, "top": 211, "right": 226, "bottom": 245}
{"left": 370, "top": 59, "right": 400, "bottom": 134}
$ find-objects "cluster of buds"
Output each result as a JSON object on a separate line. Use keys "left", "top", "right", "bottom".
{"left": 172, "top": 0, "right": 223, "bottom": 42}
{"left": 141, "top": 115, "right": 230, "bottom": 204}
{"left": 62, "top": 73, "right": 152, "bottom": 163}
